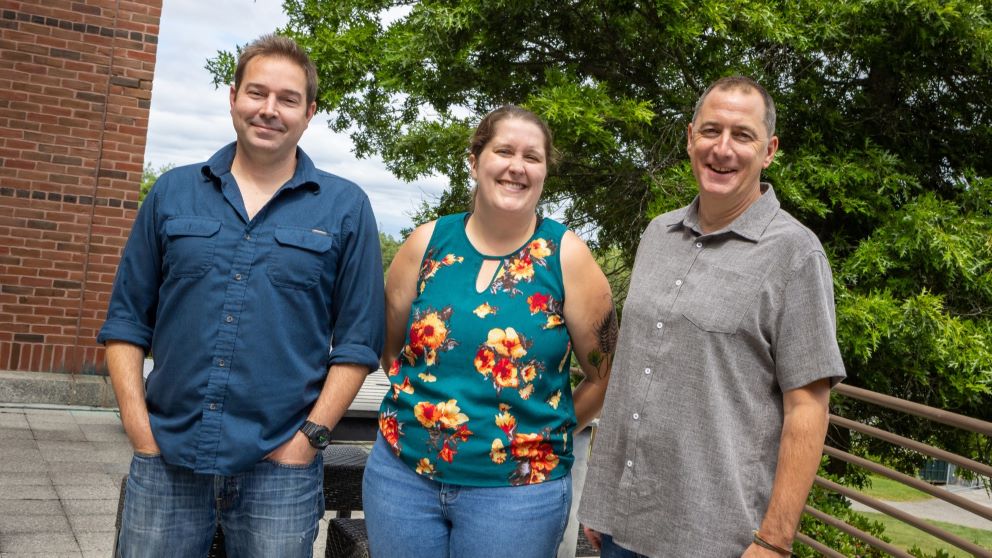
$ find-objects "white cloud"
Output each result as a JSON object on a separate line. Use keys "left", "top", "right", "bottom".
{"left": 145, "top": 0, "right": 447, "bottom": 237}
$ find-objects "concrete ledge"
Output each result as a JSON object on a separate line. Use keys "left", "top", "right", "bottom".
{"left": 0, "top": 370, "right": 118, "bottom": 408}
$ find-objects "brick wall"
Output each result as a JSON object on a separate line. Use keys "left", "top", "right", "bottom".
{"left": 0, "top": 1, "right": 162, "bottom": 374}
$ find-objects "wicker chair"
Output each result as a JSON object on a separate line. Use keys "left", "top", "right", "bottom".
{"left": 322, "top": 444, "right": 371, "bottom": 558}
{"left": 574, "top": 527, "right": 600, "bottom": 557}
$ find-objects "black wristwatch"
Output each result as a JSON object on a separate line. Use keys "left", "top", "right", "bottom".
{"left": 299, "top": 420, "right": 332, "bottom": 449}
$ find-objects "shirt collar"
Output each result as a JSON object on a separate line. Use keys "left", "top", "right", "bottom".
{"left": 200, "top": 142, "right": 321, "bottom": 193}
{"left": 667, "top": 182, "right": 780, "bottom": 242}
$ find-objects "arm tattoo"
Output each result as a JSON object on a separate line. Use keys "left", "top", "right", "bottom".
{"left": 586, "top": 307, "right": 619, "bottom": 379}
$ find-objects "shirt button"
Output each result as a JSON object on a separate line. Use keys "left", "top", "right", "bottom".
{"left": 626, "top": 460, "right": 634, "bottom": 467}
{"left": 632, "top": 413, "right": 639, "bottom": 420}
{"left": 244, "top": 233, "right": 251, "bottom": 240}
{"left": 644, "top": 368, "right": 651, "bottom": 375}
{"left": 209, "top": 403, "right": 217, "bottom": 411}
{"left": 656, "top": 322, "right": 663, "bottom": 329}
{"left": 217, "top": 359, "right": 225, "bottom": 367}
{"left": 234, "top": 273, "right": 242, "bottom": 281}
{"left": 675, "top": 279, "right": 683, "bottom": 286}
{"left": 696, "top": 242, "right": 702, "bottom": 248}
{"left": 225, "top": 315, "right": 234, "bottom": 323}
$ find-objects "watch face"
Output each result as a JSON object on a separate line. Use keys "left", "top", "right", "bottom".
{"left": 303, "top": 421, "right": 331, "bottom": 448}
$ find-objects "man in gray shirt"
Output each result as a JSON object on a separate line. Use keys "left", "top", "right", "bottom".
{"left": 578, "top": 76, "right": 846, "bottom": 557}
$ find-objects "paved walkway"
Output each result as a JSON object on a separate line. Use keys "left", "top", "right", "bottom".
{"left": 1, "top": 404, "right": 130, "bottom": 557}
{"left": 849, "top": 485, "right": 992, "bottom": 531}
{"left": 0, "top": 403, "right": 338, "bottom": 557}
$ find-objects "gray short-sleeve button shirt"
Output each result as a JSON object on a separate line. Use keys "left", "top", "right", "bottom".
{"left": 578, "top": 185, "right": 846, "bottom": 557}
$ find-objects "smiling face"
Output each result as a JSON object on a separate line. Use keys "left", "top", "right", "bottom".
{"left": 230, "top": 54, "right": 316, "bottom": 164}
{"left": 687, "top": 87, "right": 778, "bottom": 206}
{"left": 469, "top": 117, "right": 548, "bottom": 216}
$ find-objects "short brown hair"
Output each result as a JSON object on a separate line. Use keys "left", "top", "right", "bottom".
{"left": 234, "top": 34, "right": 318, "bottom": 106}
{"left": 692, "top": 76, "right": 776, "bottom": 137}
{"left": 469, "top": 105, "right": 558, "bottom": 167}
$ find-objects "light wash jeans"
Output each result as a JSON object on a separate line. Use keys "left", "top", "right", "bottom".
{"left": 363, "top": 434, "right": 572, "bottom": 558}
{"left": 116, "top": 452, "right": 324, "bottom": 558}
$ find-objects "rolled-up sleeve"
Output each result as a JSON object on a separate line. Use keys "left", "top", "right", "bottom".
{"left": 327, "top": 196, "right": 385, "bottom": 371}
{"left": 97, "top": 187, "right": 161, "bottom": 350}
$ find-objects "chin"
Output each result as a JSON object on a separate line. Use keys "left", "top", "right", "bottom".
{"left": 698, "top": 182, "right": 737, "bottom": 196}
{"left": 486, "top": 200, "right": 536, "bottom": 216}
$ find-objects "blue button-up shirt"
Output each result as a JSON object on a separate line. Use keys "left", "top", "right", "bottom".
{"left": 98, "top": 143, "right": 385, "bottom": 475}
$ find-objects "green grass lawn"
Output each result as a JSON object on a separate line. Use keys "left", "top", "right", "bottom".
{"left": 862, "top": 474, "right": 936, "bottom": 502}
{"left": 859, "top": 512, "right": 992, "bottom": 557}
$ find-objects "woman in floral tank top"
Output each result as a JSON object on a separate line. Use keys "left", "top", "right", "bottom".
{"left": 363, "top": 106, "right": 617, "bottom": 558}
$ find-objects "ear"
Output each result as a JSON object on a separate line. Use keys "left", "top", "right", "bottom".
{"left": 468, "top": 154, "right": 478, "bottom": 180}
{"left": 762, "top": 135, "right": 779, "bottom": 168}
{"left": 305, "top": 101, "right": 317, "bottom": 123}
{"left": 685, "top": 123, "right": 694, "bottom": 155}
{"left": 229, "top": 84, "right": 237, "bottom": 109}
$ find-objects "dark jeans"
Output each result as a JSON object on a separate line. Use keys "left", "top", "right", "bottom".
{"left": 600, "top": 533, "right": 650, "bottom": 558}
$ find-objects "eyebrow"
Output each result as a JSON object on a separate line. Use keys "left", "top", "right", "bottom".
{"left": 698, "top": 121, "right": 760, "bottom": 135}
{"left": 491, "top": 141, "right": 544, "bottom": 155}
{"left": 243, "top": 83, "right": 304, "bottom": 100}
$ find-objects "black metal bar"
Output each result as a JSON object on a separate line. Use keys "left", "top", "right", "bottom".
{"left": 328, "top": 413, "right": 378, "bottom": 442}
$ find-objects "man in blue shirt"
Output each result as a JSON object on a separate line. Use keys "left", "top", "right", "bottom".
{"left": 99, "top": 34, "right": 384, "bottom": 557}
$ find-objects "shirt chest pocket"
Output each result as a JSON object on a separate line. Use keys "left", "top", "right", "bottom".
{"left": 163, "top": 217, "right": 221, "bottom": 278}
{"left": 267, "top": 226, "right": 334, "bottom": 290}
{"left": 679, "top": 265, "right": 761, "bottom": 334}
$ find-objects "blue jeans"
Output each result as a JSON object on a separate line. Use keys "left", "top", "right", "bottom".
{"left": 600, "top": 533, "right": 649, "bottom": 558}
{"left": 116, "top": 452, "right": 324, "bottom": 558}
{"left": 363, "top": 435, "right": 571, "bottom": 558}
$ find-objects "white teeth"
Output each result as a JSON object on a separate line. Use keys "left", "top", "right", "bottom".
{"left": 498, "top": 180, "right": 527, "bottom": 190}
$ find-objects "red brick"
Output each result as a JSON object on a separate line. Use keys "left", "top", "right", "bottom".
{"left": 30, "top": 344, "right": 44, "bottom": 371}
{"left": 2, "top": 0, "right": 160, "bottom": 372}
{"left": 0, "top": 341, "right": 10, "bottom": 369}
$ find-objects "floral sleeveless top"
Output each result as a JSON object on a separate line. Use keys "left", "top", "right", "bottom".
{"left": 378, "top": 212, "right": 576, "bottom": 487}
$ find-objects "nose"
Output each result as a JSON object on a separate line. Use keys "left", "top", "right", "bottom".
{"left": 259, "top": 93, "right": 278, "bottom": 117}
{"left": 508, "top": 154, "right": 525, "bottom": 174}
{"left": 711, "top": 131, "right": 733, "bottom": 158}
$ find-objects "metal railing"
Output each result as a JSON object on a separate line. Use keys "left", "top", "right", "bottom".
{"left": 798, "top": 383, "right": 992, "bottom": 557}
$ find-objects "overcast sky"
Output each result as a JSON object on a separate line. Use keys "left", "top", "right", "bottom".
{"left": 144, "top": 1, "right": 446, "bottom": 237}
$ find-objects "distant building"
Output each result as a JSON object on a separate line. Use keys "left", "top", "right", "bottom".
{"left": 0, "top": 1, "right": 162, "bottom": 374}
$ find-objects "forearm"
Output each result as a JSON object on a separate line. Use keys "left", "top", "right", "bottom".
{"left": 572, "top": 378, "right": 608, "bottom": 432}
{"left": 307, "top": 363, "right": 370, "bottom": 429}
{"left": 106, "top": 341, "right": 157, "bottom": 452}
{"left": 757, "top": 395, "right": 830, "bottom": 548}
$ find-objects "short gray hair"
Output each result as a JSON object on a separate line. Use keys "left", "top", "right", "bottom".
{"left": 691, "top": 76, "right": 776, "bottom": 138}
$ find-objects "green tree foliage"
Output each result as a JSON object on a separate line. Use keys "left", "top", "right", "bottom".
{"left": 139, "top": 162, "right": 175, "bottom": 204}
{"left": 208, "top": 3, "right": 991, "bottom": 551}
{"left": 379, "top": 231, "right": 402, "bottom": 277}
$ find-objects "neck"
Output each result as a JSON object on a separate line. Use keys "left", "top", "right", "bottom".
{"left": 697, "top": 183, "right": 762, "bottom": 233}
{"left": 231, "top": 143, "right": 297, "bottom": 194}
{"left": 466, "top": 207, "right": 537, "bottom": 255}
